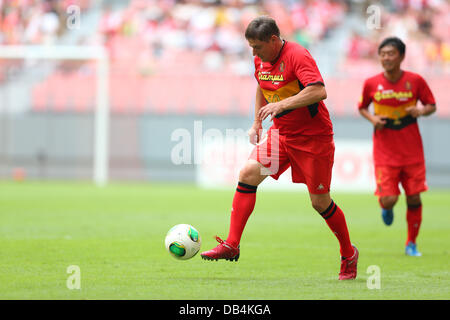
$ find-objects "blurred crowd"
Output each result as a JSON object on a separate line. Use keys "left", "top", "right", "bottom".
{"left": 0, "top": 0, "right": 449, "bottom": 76}
{"left": 94, "top": 0, "right": 348, "bottom": 76}
{"left": 345, "top": 0, "right": 450, "bottom": 75}
{"left": 0, "top": 0, "right": 92, "bottom": 45}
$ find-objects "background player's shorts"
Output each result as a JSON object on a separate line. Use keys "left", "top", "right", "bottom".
{"left": 374, "top": 162, "right": 428, "bottom": 197}
{"left": 249, "top": 128, "right": 334, "bottom": 194}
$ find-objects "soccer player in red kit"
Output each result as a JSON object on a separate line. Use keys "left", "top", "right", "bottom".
{"left": 201, "top": 16, "right": 359, "bottom": 280}
{"left": 358, "top": 37, "right": 436, "bottom": 256}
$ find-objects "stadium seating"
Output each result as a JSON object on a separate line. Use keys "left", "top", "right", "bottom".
{"left": 2, "top": 0, "right": 449, "bottom": 116}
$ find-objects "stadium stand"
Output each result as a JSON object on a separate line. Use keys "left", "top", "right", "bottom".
{"left": 1, "top": 0, "right": 449, "bottom": 116}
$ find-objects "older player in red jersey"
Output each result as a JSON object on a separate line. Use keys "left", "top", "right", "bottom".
{"left": 201, "top": 16, "right": 358, "bottom": 280}
{"left": 358, "top": 37, "right": 436, "bottom": 256}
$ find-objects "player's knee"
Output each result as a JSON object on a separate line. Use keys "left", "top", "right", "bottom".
{"left": 239, "top": 162, "right": 263, "bottom": 186}
{"left": 311, "top": 202, "right": 325, "bottom": 213}
{"left": 310, "top": 197, "right": 330, "bottom": 213}
{"left": 309, "top": 192, "right": 332, "bottom": 213}
{"left": 380, "top": 195, "right": 398, "bottom": 209}
{"left": 406, "top": 194, "right": 421, "bottom": 206}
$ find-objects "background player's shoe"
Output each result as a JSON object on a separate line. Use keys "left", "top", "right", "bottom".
{"left": 405, "top": 242, "right": 422, "bottom": 257}
{"left": 339, "top": 245, "right": 359, "bottom": 280}
{"left": 382, "top": 208, "right": 394, "bottom": 226}
{"left": 200, "top": 236, "right": 240, "bottom": 261}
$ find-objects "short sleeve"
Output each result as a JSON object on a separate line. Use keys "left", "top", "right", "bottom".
{"left": 293, "top": 50, "right": 324, "bottom": 88}
{"left": 358, "top": 79, "right": 372, "bottom": 109}
{"left": 417, "top": 75, "right": 436, "bottom": 106}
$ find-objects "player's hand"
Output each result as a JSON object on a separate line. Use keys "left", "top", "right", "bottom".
{"left": 258, "top": 102, "right": 285, "bottom": 121}
{"left": 248, "top": 122, "right": 263, "bottom": 145}
{"left": 371, "top": 115, "right": 387, "bottom": 130}
{"left": 405, "top": 106, "right": 423, "bottom": 118}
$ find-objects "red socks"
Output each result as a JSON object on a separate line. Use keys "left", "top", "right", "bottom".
{"left": 320, "top": 200, "right": 354, "bottom": 258}
{"left": 226, "top": 182, "right": 257, "bottom": 247}
{"left": 226, "top": 185, "right": 354, "bottom": 259}
{"left": 406, "top": 203, "right": 422, "bottom": 245}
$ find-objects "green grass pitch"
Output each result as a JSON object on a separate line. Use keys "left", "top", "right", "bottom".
{"left": 0, "top": 181, "right": 449, "bottom": 300}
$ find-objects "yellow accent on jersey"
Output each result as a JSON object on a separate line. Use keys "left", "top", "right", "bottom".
{"left": 257, "top": 72, "right": 285, "bottom": 84}
{"left": 373, "top": 100, "right": 417, "bottom": 120}
{"left": 373, "top": 90, "right": 413, "bottom": 102}
{"left": 260, "top": 79, "right": 300, "bottom": 103}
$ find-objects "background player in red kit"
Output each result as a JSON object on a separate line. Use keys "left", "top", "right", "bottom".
{"left": 358, "top": 37, "right": 436, "bottom": 257}
{"left": 201, "top": 16, "right": 359, "bottom": 280}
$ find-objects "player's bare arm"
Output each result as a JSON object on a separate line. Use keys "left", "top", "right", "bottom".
{"left": 248, "top": 85, "right": 267, "bottom": 145}
{"left": 359, "top": 107, "right": 387, "bottom": 130}
{"left": 258, "top": 84, "right": 327, "bottom": 121}
{"left": 405, "top": 104, "right": 436, "bottom": 118}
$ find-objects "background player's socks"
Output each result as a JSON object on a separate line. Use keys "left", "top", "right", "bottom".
{"left": 406, "top": 203, "right": 422, "bottom": 245}
{"left": 226, "top": 182, "right": 257, "bottom": 248}
{"left": 320, "top": 200, "right": 354, "bottom": 258}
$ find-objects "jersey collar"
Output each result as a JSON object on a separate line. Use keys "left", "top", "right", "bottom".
{"left": 382, "top": 70, "right": 405, "bottom": 84}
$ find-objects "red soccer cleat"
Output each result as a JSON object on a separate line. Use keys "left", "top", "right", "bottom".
{"left": 339, "top": 245, "right": 359, "bottom": 280}
{"left": 200, "top": 236, "right": 240, "bottom": 262}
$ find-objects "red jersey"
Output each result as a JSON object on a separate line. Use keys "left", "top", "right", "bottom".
{"left": 358, "top": 71, "right": 436, "bottom": 166}
{"left": 254, "top": 41, "right": 333, "bottom": 136}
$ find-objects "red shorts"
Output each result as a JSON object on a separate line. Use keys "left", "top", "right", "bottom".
{"left": 249, "top": 128, "right": 335, "bottom": 194}
{"left": 374, "top": 162, "right": 428, "bottom": 197}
